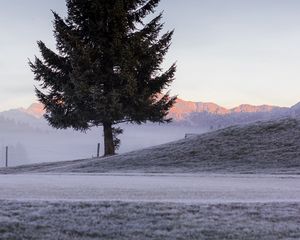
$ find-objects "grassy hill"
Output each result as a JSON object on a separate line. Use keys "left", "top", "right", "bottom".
{"left": 1, "top": 117, "right": 300, "bottom": 174}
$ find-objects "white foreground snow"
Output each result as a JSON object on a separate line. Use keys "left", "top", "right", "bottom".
{"left": 1, "top": 200, "right": 300, "bottom": 239}
{"left": 0, "top": 174, "right": 299, "bottom": 203}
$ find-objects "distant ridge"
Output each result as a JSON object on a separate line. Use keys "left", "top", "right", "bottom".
{"left": 20, "top": 99, "right": 294, "bottom": 120}
{"left": 21, "top": 103, "right": 45, "bottom": 118}
{"left": 168, "top": 99, "right": 289, "bottom": 120}
{"left": 2, "top": 99, "right": 299, "bottom": 131}
{"left": 169, "top": 99, "right": 228, "bottom": 120}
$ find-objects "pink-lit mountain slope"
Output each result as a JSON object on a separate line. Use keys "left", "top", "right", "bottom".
{"left": 20, "top": 103, "right": 45, "bottom": 118}
{"left": 168, "top": 98, "right": 288, "bottom": 120}
{"left": 168, "top": 99, "right": 229, "bottom": 120}
{"left": 17, "top": 99, "right": 298, "bottom": 122}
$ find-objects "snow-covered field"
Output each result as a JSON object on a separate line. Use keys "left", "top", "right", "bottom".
{"left": 0, "top": 201, "right": 299, "bottom": 239}
{"left": 0, "top": 173, "right": 299, "bottom": 239}
{"left": 0, "top": 174, "right": 300, "bottom": 203}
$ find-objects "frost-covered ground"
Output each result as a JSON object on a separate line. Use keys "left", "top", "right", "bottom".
{"left": 1, "top": 118, "right": 300, "bottom": 239}
{"left": 0, "top": 201, "right": 299, "bottom": 240}
{"left": 1, "top": 117, "right": 300, "bottom": 174}
{"left": 0, "top": 174, "right": 299, "bottom": 239}
{"left": 0, "top": 174, "right": 300, "bottom": 203}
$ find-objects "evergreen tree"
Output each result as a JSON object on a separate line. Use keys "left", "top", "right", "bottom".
{"left": 29, "top": 0, "right": 176, "bottom": 156}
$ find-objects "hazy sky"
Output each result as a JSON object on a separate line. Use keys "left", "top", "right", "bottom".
{"left": 1, "top": 0, "right": 300, "bottom": 111}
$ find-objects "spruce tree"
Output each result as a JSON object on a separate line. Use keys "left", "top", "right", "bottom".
{"left": 29, "top": 0, "right": 176, "bottom": 156}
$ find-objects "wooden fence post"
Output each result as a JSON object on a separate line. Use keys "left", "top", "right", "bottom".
{"left": 5, "top": 146, "right": 8, "bottom": 168}
{"left": 97, "top": 143, "right": 100, "bottom": 158}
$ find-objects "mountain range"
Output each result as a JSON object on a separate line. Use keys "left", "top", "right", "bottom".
{"left": 169, "top": 98, "right": 300, "bottom": 129}
{"left": 1, "top": 98, "right": 300, "bottom": 130}
{"left": 168, "top": 98, "right": 298, "bottom": 120}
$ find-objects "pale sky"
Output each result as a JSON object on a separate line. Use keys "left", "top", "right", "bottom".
{"left": 0, "top": 0, "right": 300, "bottom": 111}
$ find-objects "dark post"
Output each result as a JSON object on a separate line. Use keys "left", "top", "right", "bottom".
{"left": 5, "top": 146, "right": 8, "bottom": 168}
{"left": 97, "top": 143, "right": 100, "bottom": 158}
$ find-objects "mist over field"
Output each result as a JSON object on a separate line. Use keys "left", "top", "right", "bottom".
{"left": 0, "top": 117, "right": 205, "bottom": 167}
{"left": 1, "top": 98, "right": 300, "bottom": 167}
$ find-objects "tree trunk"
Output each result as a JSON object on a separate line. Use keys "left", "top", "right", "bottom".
{"left": 103, "top": 123, "right": 115, "bottom": 156}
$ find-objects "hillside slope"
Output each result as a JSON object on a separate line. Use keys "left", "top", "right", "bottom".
{"left": 1, "top": 117, "right": 300, "bottom": 174}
